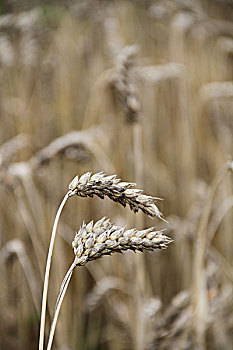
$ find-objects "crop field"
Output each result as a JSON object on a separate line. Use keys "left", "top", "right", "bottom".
{"left": 0, "top": 1, "right": 233, "bottom": 349}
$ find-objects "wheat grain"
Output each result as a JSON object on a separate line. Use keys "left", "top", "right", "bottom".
{"left": 68, "top": 172, "right": 166, "bottom": 220}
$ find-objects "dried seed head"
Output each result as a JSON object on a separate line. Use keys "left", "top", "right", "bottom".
{"left": 110, "top": 45, "right": 141, "bottom": 123}
{"left": 68, "top": 172, "right": 166, "bottom": 220}
{"left": 72, "top": 218, "right": 172, "bottom": 266}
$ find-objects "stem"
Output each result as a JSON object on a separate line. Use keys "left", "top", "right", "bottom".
{"left": 192, "top": 162, "right": 231, "bottom": 348}
{"left": 46, "top": 262, "right": 76, "bottom": 350}
{"left": 39, "top": 192, "right": 70, "bottom": 350}
{"left": 133, "top": 123, "right": 145, "bottom": 350}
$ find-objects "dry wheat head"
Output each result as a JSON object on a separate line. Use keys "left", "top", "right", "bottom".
{"left": 68, "top": 172, "right": 165, "bottom": 220}
{"left": 72, "top": 217, "right": 172, "bottom": 266}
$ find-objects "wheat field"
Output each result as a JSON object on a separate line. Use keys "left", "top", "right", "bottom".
{"left": 0, "top": 1, "right": 233, "bottom": 349}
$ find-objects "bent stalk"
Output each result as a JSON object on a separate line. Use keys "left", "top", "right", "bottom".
{"left": 39, "top": 191, "right": 70, "bottom": 350}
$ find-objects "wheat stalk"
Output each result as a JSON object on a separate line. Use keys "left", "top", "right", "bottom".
{"left": 39, "top": 171, "right": 166, "bottom": 350}
{"left": 192, "top": 161, "right": 233, "bottom": 348}
{"left": 39, "top": 192, "right": 70, "bottom": 350}
{"left": 46, "top": 217, "right": 172, "bottom": 350}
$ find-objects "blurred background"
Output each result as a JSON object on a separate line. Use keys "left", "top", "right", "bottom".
{"left": 0, "top": 0, "right": 233, "bottom": 349}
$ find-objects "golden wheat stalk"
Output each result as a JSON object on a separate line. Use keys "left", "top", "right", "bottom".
{"left": 46, "top": 217, "right": 172, "bottom": 350}
{"left": 39, "top": 192, "right": 70, "bottom": 350}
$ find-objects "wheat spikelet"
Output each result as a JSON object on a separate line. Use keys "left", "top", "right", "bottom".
{"left": 72, "top": 217, "right": 172, "bottom": 266}
{"left": 69, "top": 172, "right": 165, "bottom": 220}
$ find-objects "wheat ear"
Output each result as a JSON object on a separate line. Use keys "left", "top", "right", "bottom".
{"left": 46, "top": 217, "right": 172, "bottom": 350}
{"left": 72, "top": 217, "right": 172, "bottom": 265}
{"left": 68, "top": 171, "right": 166, "bottom": 220}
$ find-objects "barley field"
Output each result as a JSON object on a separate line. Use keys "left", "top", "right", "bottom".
{"left": 0, "top": 1, "right": 233, "bottom": 349}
